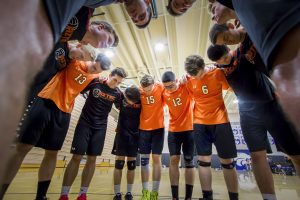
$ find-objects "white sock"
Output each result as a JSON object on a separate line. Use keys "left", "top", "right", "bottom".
{"left": 114, "top": 184, "right": 121, "bottom": 194}
{"left": 127, "top": 184, "right": 133, "bottom": 193}
{"left": 79, "top": 187, "right": 88, "bottom": 195}
{"left": 61, "top": 186, "right": 71, "bottom": 196}
{"left": 142, "top": 182, "right": 149, "bottom": 190}
{"left": 152, "top": 181, "right": 160, "bottom": 192}
{"left": 262, "top": 193, "right": 277, "bottom": 200}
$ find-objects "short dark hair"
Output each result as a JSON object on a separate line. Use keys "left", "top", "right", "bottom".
{"left": 209, "top": 23, "right": 228, "bottom": 44}
{"left": 95, "top": 53, "right": 111, "bottom": 70}
{"left": 140, "top": 74, "right": 154, "bottom": 87}
{"left": 124, "top": 85, "right": 140, "bottom": 103}
{"left": 207, "top": 44, "right": 229, "bottom": 61}
{"left": 91, "top": 21, "right": 119, "bottom": 47}
{"left": 136, "top": 7, "right": 153, "bottom": 29}
{"left": 111, "top": 67, "right": 127, "bottom": 78}
{"left": 161, "top": 71, "right": 176, "bottom": 83}
{"left": 166, "top": 0, "right": 182, "bottom": 17}
{"left": 184, "top": 55, "right": 205, "bottom": 76}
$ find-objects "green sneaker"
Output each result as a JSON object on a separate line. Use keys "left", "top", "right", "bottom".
{"left": 140, "top": 189, "right": 150, "bottom": 200}
{"left": 150, "top": 191, "right": 158, "bottom": 200}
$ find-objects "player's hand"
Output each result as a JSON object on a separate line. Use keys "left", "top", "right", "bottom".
{"left": 179, "top": 74, "right": 189, "bottom": 84}
{"left": 98, "top": 76, "right": 107, "bottom": 83}
{"left": 206, "top": 64, "right": 217, "bottom": 71}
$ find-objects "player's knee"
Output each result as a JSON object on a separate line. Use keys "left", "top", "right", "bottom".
{"left": 184, "top": 155, "right": 194, "bottom": 168}
{"left": 221, "top": 161, "right": 236, "bottom": 169}
{"left": 197, "top": 160, "right": 211, "bottom": 167}
{"left": 127, "top": 160, "right": 136, "bottom": 170}
{"left": 71, "top": 154, "right": 82, "bottom": 163}
{"left": 115, "top": 160, "right": 125, "bottom": 170}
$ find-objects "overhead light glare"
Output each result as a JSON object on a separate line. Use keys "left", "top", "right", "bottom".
{"left": 155, "top": 43, "right": 165, "bottom": 52}
{"left": 104, "top": 49, "right": 115, "bottom": 58}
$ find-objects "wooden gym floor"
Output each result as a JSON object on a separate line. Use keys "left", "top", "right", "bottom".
{"left": 4, "top": 167, "right": 300, "bottom": 200}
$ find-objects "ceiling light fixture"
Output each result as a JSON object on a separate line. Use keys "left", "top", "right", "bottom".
{"left": 154, "top": 43, "right": 166, "bottom": 52}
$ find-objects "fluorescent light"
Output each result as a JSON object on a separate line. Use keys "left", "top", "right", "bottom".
{"left": 104, "top": 49, "right": 114, "bottom": 58}
{"left": 155, "top": 43, "right": 165, "bottom": 52}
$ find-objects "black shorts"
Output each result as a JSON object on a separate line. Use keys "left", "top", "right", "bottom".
{"left": 43, "top": 0, "right": 86, "bottom": 42}
{"left": 194, "top": 123, "right": 237, "bottom": 159}
{"left": 138, "top": 128, "right": 164, "bottom": 155}
{"left": 71, "top": 121, "right": 107, "bottom": 156}
{"left": 240, "top": 100, "right": 300, "bottom": 155}
{"left": 112, "top": 131, "right": 139, "bottom": 157}
{"left": 18, "top": 97, "right": 70, "bottom": 150}
{"left": 168, "top": 131, "right": 194, "bottom": 157}
{"left": 231, "top": 0, "right": 300, "bottom": 68}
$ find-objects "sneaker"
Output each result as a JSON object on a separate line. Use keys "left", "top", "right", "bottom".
{"left": 150, "top": 191, "right": 158, "bottom": 200}
{"left": 124, "top": 192, "right": 133, "bottom": 200}
{"left": 77, "top": 193, "right": 87, "bottom": 200}
{"left": 113, "top": 193, "right": 122, "bottom": 200}
{"left": 59, "top": 195, "right": 69, "bottom": 200}
{"left": 140, "top": 189, "right": 150, "bottom": 200}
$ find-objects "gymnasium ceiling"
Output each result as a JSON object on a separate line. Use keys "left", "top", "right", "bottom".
{"left": 92, "top": 0, "right": 238, "bottom": 113}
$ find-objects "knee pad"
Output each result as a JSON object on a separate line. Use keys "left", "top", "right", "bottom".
{"left": 115, "top": 160, "right": 125, "bottom": 170}
{"left": 221, "top": 161, "right": 236, "bottom": 169}
{"left": 197, "top": 160, "right": 211, "bottom": 167}
{"left": 140, "top": 155, "right": 150, "bottom": 169}
{"left": 184, "top": 155, "right": 195, "bottom": 168}
{"left": 127, "top": 160, "right": 136, "bottom": 170}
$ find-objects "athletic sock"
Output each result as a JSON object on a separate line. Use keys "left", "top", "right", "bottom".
{"left": 171, "top": 185, "right": 179, "bottom": 199}
{"left": 229, "top": 191, "right": 239, "bottom": 200}
{"left": 36, "top": 180, "right": 51, "bottom": 200}
{"left": 185, "top": 184, "right": 193, "bottom": 199}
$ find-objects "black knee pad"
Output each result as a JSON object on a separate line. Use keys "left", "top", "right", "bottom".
{"left": 127, "top": 160, "right": 136, "bottom": 170}
{"left": 140, "top": 157, "right": 149, "bottom": 166}
{"left": 115, "top": 160, "right": 125, "bottom": 170}
{"left": 221, "top": 161, "right": 236, "bottom": 169}
{"left": 184, "top": 155, "right": 195, "bottom": 168}
{"left": 197, "top": 160, "right": 211, "bottom": 167}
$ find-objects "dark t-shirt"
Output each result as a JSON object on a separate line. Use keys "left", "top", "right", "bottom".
{"left": 218, "top": 0, "right": 300, "bottom": 68}
{"left": 60, "top": 6, "right": 93, "bottom": 43}
{"left": 27, "top": 42, "right": 70, "bottom": 101}
{"left": 84, "top": 0, "right": 116, "bottom": 8}
{"left": 216, "top": 0, "right": 233, "bottom": 10}
{"left": 117, "top": 98, "right": 141, "bottom": 136}
{"left": 79, "top": 79, "right": 122, "bottom": 129}
{"left": 218, "top": 35, "right": 274, "bottom": 111}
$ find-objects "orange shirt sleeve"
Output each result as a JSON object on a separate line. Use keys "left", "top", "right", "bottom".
{"left": 217, "top": 69, "right": 230, "bottom": 90}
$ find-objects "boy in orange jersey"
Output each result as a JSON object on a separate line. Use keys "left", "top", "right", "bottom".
{"left": 138, "top": 75, "right": 165, "bottom": 200}
{"left": 161, "top": 71, "right": 195, "bottom": 200}
{"left": 1, "top": 52, "right": 110, "bottom": 200}
{"left": 184, "top": 55, "right": 238, "bottom": 200}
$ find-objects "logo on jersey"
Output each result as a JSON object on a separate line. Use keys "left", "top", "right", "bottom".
{"left": 245, "top": 45, "right": 256, "bottom": 64}
{"left": 55, "top": 48, "right": 67, "bottom": 69}
{"left": 93, "top": 88, "right": 116, "bottom": 101}
{"left": 60, "top": 16, "right": 79, "bottom": 42}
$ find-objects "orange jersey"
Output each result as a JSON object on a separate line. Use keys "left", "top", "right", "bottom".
{"left": 163, "top": 83, "right": 193, "bottom": 132}
{"left": 187, "top": 68, "right": 230, "bottom": 125}
{"left": 38, "top": 60, "right": 98, "bottom": 113}
{"left": 139, "top": 83, "right": 165, "bottom": 130}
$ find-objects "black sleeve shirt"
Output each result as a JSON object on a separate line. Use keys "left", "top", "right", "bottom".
{"left": 79, "top": 79, "right": 122, "bottom": 129}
